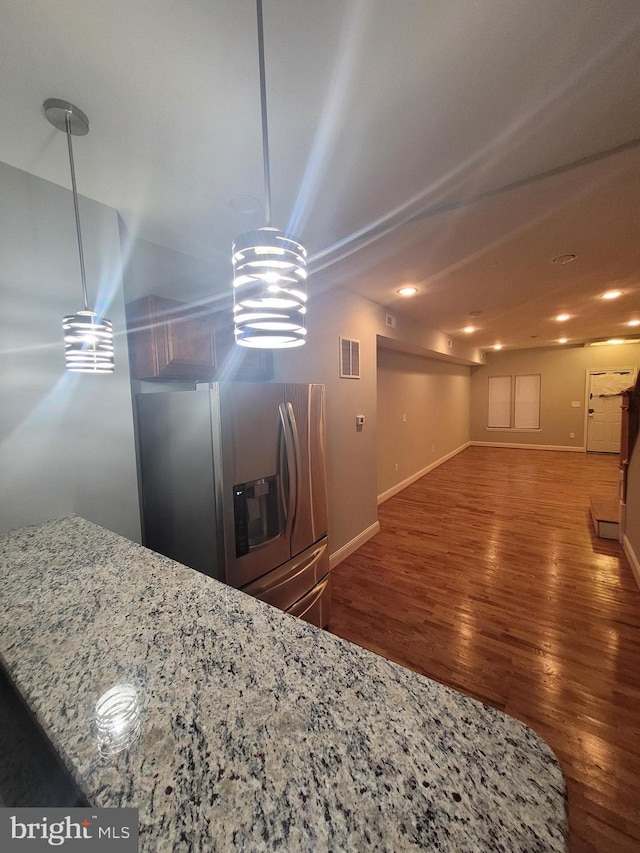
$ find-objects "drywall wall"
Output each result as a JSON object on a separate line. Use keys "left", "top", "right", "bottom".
{"left": 377, "top": 348, "right": 470, "bottom": 498}
{"left": 274, "top": 289, "right": 382, "bottom": 562}
{"left": 0, "top": 162, "right": 141, "bottom": 541}
{"left": 119, "top": 227, "right": 225, "bottom": 310}
{"left": 470, "top": 344, "right": 640, "bottom": 448}
{"left": 625, "top": 440, "right": 640, "bottom": 588}
{"left": 378, "top": 310, "right": 484, "bottom": 366}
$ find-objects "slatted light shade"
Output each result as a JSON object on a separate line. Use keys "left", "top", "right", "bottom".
{"left": 63, "top": 311, "right": 115, "bottom": 373}
{"left": 44, "top": 98, "right": 114, "bottom": 374}
{"left": 232, "top": 227, "right": 307, "bottom": 348}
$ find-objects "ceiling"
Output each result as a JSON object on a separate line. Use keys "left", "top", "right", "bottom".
{"left": 1, "top": 0, "right": 640, "bottom": 352}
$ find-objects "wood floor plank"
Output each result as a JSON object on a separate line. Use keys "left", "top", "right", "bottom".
{"left": 329, "top": 447, "right": 640, "bottom": 853}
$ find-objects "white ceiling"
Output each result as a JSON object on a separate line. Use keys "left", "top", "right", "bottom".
{"left": 2, "top": 0, "right": 640, "bottom": 351}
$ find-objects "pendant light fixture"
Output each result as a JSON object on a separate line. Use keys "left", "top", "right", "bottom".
{"left": 44, "top": 98, "right": 114, "bottom": 373}
{"left": 231, "top": 0, "right": 307, "bottom": 349}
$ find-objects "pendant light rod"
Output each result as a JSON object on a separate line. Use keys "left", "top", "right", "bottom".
{"left": 65, "top": 112, "right": 89, "bottom": 312}
{"left": 256, "top": 0, "right": 272, "bottom": 227}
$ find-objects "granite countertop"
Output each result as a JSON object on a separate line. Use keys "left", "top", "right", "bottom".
{"left": 0, "top": 516, "right": 567, "bottom": 851}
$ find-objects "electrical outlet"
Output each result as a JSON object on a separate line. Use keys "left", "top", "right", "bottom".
{"left": 570, "top": 432, "right": 575, "bottom": 439}
{"left": 394, "top": 463, "right": 399, "bottom": 472}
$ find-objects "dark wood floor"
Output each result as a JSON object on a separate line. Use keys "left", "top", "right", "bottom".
{"left": 330, "top": 446, "right": 640, "bottom": 853}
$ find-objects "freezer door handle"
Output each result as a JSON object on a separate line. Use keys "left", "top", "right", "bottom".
{"left": 241, "top": 539, "right": 328, "bottom": 608}
{"left": 279, "top": 402, "right": 297, "bottom": 541}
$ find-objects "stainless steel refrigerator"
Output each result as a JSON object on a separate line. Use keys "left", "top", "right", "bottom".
{"left": 136, "top": 384, "right": 330, "bottom": 627}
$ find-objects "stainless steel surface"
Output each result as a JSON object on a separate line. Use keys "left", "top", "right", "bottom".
{"left": 278, "top": 401, "right": 296, "bottom": 544}
{"left": 44, "top": 98, "right": 90, "bottom": 311}
{"left": 218, "top": 383, "right": 284, "bottom": 484}
{"left": 65, "top": 111, "right": 88, "bottom": 309}
{"left": 218, "top": 383, "right": 290, "bottom": 586}
{"left": 137, "top": 391, "right": 225, "bottom": 581}
{"left": 287, "top": 401, "right": 302, "bottom": 524}
{"left": 136, "top": 384, "right": 329, "bottom": 624}
{"left": 241, "top": 538, "right": 328, "bottom": 611}
{"left": 255, "top": 0, "right": 271, "bottom": 227}
{"left": 287, "top": 574, "right": 331, "bottom": 629}
{"left": 287, "top": 383, "right": 328, "bottom": 556}
{"left": 43, "top": 99, "right": 89, "bottom": 135}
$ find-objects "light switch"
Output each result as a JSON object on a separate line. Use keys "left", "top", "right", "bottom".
{"left": 402, "top": 413, "right": 407, "bottom": 422}
{"left": 356, "top": 415, "right": 365, "bottom": 427}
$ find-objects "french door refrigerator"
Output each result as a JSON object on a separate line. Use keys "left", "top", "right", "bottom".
{"left": 136, "top": 384, "right": 330, "bottom": 628}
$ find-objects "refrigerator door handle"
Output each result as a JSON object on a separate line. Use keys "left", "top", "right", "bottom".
{"left": 279, "top": 402, "right": 297, "bottom": 541}
{"left": 286, "top": 401, "right": 302, "bottom": 530}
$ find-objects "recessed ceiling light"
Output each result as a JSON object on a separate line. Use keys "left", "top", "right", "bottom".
{"left": 463, "top": 325, "right": 475, "bottom": 333}
{"left": 551, "top": 254, "right": 577, "bottom": 265}
{"left": 493, "top": 343, "right": 502, "bottom": 351}
{"left": 555, "top": 313, "right": 570, "bottom": 322}
{"left": 601, "top": 290, "right": 622, "bottom": 300}
{"left": 628, "top": 320, "right": 640, "bottom": 327}
{"left": 397, "top": 286, "right": 418, "bottom": 297}
{"left": 558, "top": 337, "right": 568, "bottom": 344}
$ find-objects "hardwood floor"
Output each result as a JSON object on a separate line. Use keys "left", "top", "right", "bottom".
{"left": 329, "top": 447, "right": 640, "bottom": 853}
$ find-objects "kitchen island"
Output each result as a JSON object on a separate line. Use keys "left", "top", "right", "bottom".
{"left": 0, "top": 516, "right": 567, "bottom": 851}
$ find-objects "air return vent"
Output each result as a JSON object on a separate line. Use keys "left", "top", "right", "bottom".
{"left": 339, "top": 337, "right": 360, "bottom": 379}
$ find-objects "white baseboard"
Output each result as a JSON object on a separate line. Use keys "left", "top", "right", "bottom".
{"left": 622, "top": 535, "right": 640, "bottom": 592}
{"left": 329, "top": 521, "right": 380, "bottom": 569}
{"left": 377, "top": 442, "right": 470, "bottom": 505}
{"left": 470, "top": 441, "right": 585, "bottom": 452}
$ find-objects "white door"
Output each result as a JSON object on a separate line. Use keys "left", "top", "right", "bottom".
{"left": 586, "top": 369, "right": 636, "bottom": 453}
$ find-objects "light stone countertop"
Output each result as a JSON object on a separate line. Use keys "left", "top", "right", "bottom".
{"left": 0, "top": 516, "right": 567, "bottom": 851}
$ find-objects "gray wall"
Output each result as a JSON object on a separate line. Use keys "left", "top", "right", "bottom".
{"left": 118, "top": 227, "right": 225, "bottom": 309}
{"left": 274, "top": 289, "right": 382, "bottom": 561}
{"left": 470, "top": 344, "right": 640, "bottom": 448}
{"left": 625, "top": 437, "right": 640, "bottom": 580}
{"left": 0, "top": 162, "right": 141, "bottom": 541}
{"left": 377, "top": 348, "right": 470, "bottom": 498}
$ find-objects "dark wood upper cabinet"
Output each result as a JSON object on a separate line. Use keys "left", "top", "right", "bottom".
{"left": 126, "top": 295, "right": 272, "bottom": 382}
{"left": 126, "top": 296, "right": 216, "bottom": 381}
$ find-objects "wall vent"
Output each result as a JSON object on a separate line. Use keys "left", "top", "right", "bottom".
{"left": 339, "top": 337, "right": 361, "bottom": 379}
{"left": 385, "top": 314, "right": 396, "bottom": 329}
